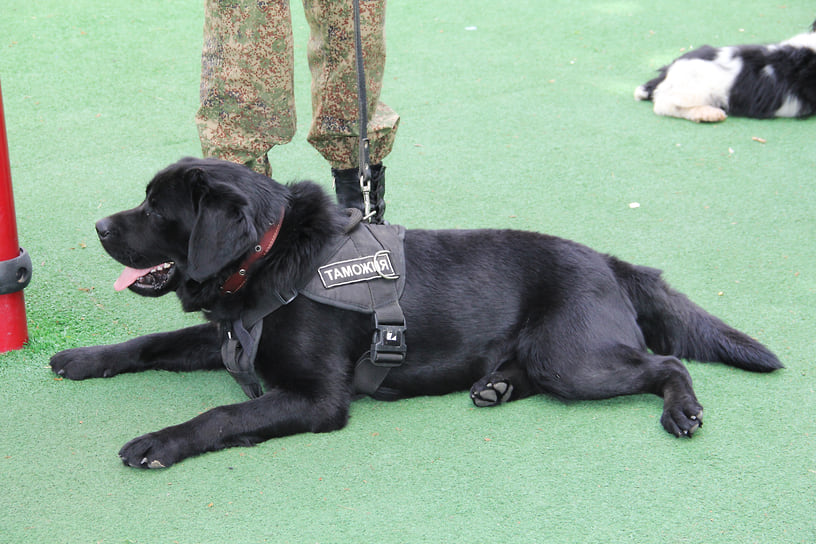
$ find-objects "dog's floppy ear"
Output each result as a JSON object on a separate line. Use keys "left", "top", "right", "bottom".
{"left": 186, "top": 169, "right": 258, "bottom": 282}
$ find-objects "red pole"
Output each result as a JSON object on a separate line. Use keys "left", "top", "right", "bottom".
{"left": 0, "top": 81, "right": 30, "bottom": 351}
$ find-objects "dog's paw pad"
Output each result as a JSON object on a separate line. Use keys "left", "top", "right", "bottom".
{"left": 471, "top": 380, "right": 513, "bottom": 407}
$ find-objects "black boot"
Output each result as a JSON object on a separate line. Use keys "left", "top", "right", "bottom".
{"left": 332, "top": 164, "right": 386, "bottom": 224}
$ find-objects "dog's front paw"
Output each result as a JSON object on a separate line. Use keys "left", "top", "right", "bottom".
{"left": 50, "top": 346, "right": 118, "bottom": 380}
{"left": 470, "top": 379, "right": 513, "bottom": 407}
{"left": 119, "top": 431, "right": 187, "bottom": 469}
{"left": 688, "top": 105, "right": 727, "bottom": 123}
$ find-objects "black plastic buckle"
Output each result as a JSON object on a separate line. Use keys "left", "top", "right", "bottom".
{"left": 371, "top": 314, "right": 406, "bottom": 367}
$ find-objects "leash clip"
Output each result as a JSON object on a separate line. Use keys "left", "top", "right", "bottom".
{"left": 358, "top": 138, "right": 374, "bottom": 222}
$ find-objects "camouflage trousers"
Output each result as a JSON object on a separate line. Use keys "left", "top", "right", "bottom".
{"left": 195, "top": 0, "right": 399, "bottom": 175}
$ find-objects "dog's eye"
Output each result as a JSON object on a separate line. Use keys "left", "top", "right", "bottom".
{"left": 144, "top": 206, "right": 163, "bottom": 220}
{"left": 143, "top": 199, "right": 164, "bottom": 219}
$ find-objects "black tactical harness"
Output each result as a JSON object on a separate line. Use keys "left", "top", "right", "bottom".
{"left": 220, "top": 210, "right": 406, "bottom": 399}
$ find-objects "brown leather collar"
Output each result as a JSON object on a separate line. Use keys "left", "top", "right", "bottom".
{"left": 220, "top": 208, "right": 284, "bottom": 295}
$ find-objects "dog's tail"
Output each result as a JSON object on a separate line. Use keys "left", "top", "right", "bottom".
{"left": 634, "top": 83, "right": 653, "bottom": 101}
{"left": 608, "top": 256, "right": 783, "bottom": 372}
{"left": 634, "top": 66, "right": 671, "bottom": 102}
{"left": 634, "top": 77, "right": 661, "bottom": 101}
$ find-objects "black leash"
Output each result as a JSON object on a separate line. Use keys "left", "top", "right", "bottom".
{"left": 352, "top": 0, "right": 374, "bottom": 222}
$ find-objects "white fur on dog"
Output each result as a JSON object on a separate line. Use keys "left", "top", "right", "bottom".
{"left": 649, "top": 49, "right": 742, "bottom": 121}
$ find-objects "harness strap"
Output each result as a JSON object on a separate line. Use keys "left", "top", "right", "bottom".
{"left": 352, "top": 354, "right": 391, "bottom": 396}
{"left": 221, "top": 318, "right": 264, "bottom": 399}
{"left": 347, "top": 221, "right": 407, "bottom": 395}
{"left": 219, "top": 286, "right": 299, "bottom": 399}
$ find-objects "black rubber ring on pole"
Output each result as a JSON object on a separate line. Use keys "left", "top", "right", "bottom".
{"left": 0, "top": 247, "right": 32, "bottom": 295}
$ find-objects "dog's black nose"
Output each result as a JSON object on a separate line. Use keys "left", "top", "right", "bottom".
{"left": 95, "top": 217, "right": 115, "bottom": 240}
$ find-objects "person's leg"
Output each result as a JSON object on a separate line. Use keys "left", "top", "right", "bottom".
{"left": 195, "top": 0, "right": 297, "bottom": 176}
{"left": 303, "top": 0, "right": 399, "bottom": 221}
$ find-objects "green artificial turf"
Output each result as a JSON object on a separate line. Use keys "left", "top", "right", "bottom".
{"left": 1, "top": 0, "right": 815, "bottom": 542}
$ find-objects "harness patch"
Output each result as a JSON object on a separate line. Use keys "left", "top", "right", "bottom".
{"left": 319, "top": 250, "right": 398, "bottom": 288}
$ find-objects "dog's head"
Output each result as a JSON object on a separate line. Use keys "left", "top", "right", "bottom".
{"left": 95, "top": 157, "right": 288, "bottom": 299}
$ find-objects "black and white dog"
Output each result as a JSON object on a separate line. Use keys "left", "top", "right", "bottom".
{"left": 635, "top": 19, "right": 816, "bottom": 122}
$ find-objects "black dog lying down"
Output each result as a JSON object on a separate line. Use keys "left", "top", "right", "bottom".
{"left": 51, "top": 158, "right": 782, "bottom": 468}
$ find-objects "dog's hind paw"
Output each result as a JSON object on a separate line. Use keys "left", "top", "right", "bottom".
{"left": 470, "top": 379, "right": 513, "bottom": 407}
{"left": 661, "top": 401, "right": 704, "bottom": 438}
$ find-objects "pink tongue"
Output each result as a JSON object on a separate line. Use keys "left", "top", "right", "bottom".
{"left": 114, "top": 266, "right": 153, "bottom": 292}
